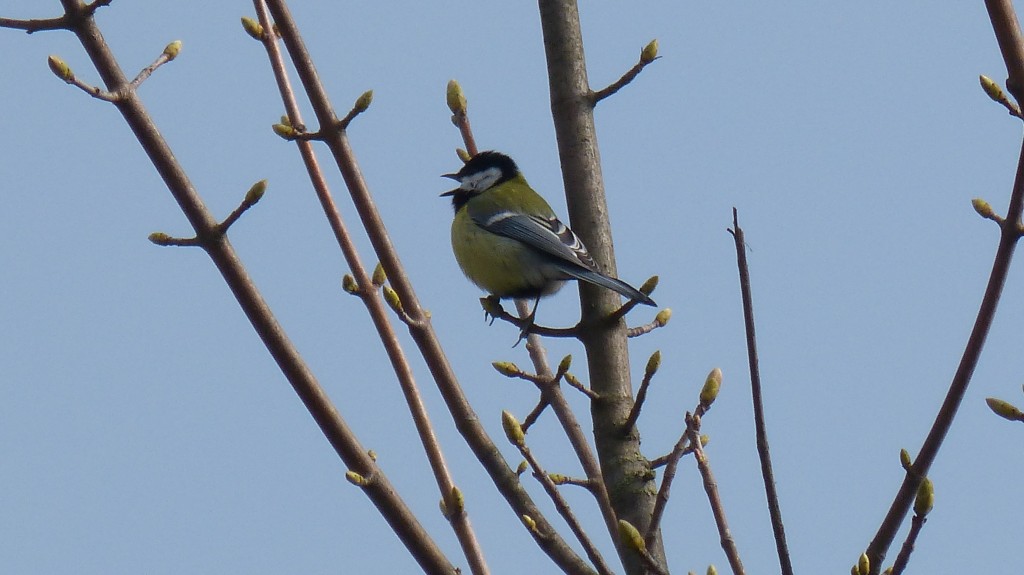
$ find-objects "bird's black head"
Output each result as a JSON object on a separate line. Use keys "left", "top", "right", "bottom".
{"left": 441, "top": 151, "right": 520, "bottom": 211}
{"left": 449, "top": 151, "right": 519, "bottom": 185}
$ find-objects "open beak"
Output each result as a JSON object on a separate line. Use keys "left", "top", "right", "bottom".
{"left": 440, "top": 173, "right": 462, "bottom": 196}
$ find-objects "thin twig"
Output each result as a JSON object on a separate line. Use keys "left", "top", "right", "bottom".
{"left": 618, "top": 347, "right": 659, "bottom": 431}
{"left": 563, "top": 372, "right": 599, "bottom": 399}
{"left": 889, "top": 514, "right": 926, "bottom": 575}
{"left": 550, "top": 474, "right": 593, "bottom": 489}
{"left": 626, "top": 309, "right": 671, "bottom": 338}
{"left": 645, "top": 426, "right": 690, "bottom": 550}
{"left": 517, "top": 439, "right": 615, "bottom": 575}
{"left": 218, "top": 180, "right": 266, "bottom": 233}
{"left": 487, "top": 298, "right": 664, "bottom": 340}
{"left": 0, "top": 1, "right": 110, "bottom": 33}
{"left": 727, "top": 208, "right": 793, "bottom": 575}
{"left": 452, "top": 107, "right": 478, "bottom": 157}
{"left": 0, "top": 15, "right": 69, "bottom": 32}
{"left": 128, "top": 45, "right": 177, "bottom": 90}
{"left": 514, "top": 288, "right": 624, "bottom": 570}
{"left": 590, "top": 41, "right": 659, "bottom": 104}
{"left": 687, "top": 413, "right": 746, "bottom": 575}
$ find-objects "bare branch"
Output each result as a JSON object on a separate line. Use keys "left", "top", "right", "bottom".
{"left": 727, "top": 208, "right": 794, "bottom": 575}
{"left": 0, "top": 1, "right": 110, "bottom": 33}
{"left": 504, "top": 412, "right": 615, "bottom": 575}
{"left": 337, "top": 90, "right": 373, "bottom": 130}
{"left": 46, "top": 55, "right": 118, "bottom": 100}
{"left": 36, "top": 1, "right": 456, "bottom": 571}
{"left": 647, "top": 368, "right": 720, "bottom": 551}
{"left": 128, "top": 41, "right": 181, "bottom": 90}
{"left": 687, "top": 412, "right": 746, "bottom": 575}
{"left": 563, "top": 372, "right": 599, "bottom": 399}
{"left": 622, "top": 350, "right": 660, "bottom": 433}
{"left": 626, "top": 308, "right": 671, "bottom": 338}
{"left": 865, "top": 4, "right": 1024, "bottom": 570}
{"left": 263, "top": 1, "right": 598, "bottom": 572}
{"left": 889, "top": 478, "right": 934, "bottom": 575}
{"left": 249, "top": 1, "right": 487, "bottom": 572}
{"left": 538, "top": 1, "right": 665, "bottom": 570}
{"left": 591, "top": 39, "right": 660, "bottom": 105}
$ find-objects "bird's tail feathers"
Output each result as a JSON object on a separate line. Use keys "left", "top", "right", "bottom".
{"left": 555, "top": 263, "right": 656, "bottom": 306}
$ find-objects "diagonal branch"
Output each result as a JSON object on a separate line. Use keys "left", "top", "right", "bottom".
{"left": 591, "top": 40, "right": 659, "bottom": 105}
{"left": 865, "top": 3, "right": 1024, "bottom": 571}
{"left": 262, "top": 1, "right": 598, "bottom": 573}
{"left": 35, "top": 1, "right": 455, "bottom": 572}
{"left": 248, "top": 3, "right": 488, "bottom": 573}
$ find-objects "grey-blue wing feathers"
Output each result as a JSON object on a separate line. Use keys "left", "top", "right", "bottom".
{"left": 477, "top": 211, "right": 655, "bottom": 305}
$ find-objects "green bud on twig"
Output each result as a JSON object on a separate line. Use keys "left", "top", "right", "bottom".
{"left": 501, "top": 410, "right": 525, "bottom": 447}
{"left": 449, "top": 486, "right": 464, "bottom": 515}
{"left": 372, "top": 262, "right": 387, "bottom": 287}
{"left": 972, "top": 198, "right": 995, "bottom": 220}
{"left": 447, "top": 79, "right": 468, "bottom": 114}
{"left": 980, "top": 74, "right": 1005, "bottom": 103}
{"left": 342, "top": 274, "right": 359, "bottom": 295}
{"left": 492, "top": 361, "right": 521, "bottom": 378}
{"left": 986, "top": 397, "right": 1024, "bottom": 421}
{"left": 353, "top": 90, "right": 373, "bottom": 114}
{"left": 914, "top": 477, "right": 934, "bottom": 517}
{"left": 655, "top": 308, "right": 672, "bottom": 327}
{"left": 645, "top": 350, "right": 662, "bottom": 377}
{"left": 240, "top": 17, "right": 264, "bottom": 40}
{"left": 163, "top": 41, "right": 182, "bottom": 61}
{"left": 520, "top": 514, "right": 538, "bottom": 534}
{"left": 245, "top": 179, "right": 267, "bottom": 204}
{"left": 640, "top": 275, "right": 659, "bottom": 296}
{"left": 345, "top": 471, "right": 369, "bottom": 486}
{"left": 617, "top": 519, "right": 646, "bottom": 553}
{"left": 272, "top": 123, "right": 296, "bottom": 139}
{"left": 700, "top": 367, "right": 722, "bottom": 407}
{"left": 383, "top": 286, "right": 403, "bottom": 314}
{"left": 148, "top": 232, "right": 171, "bottom": 245}
{"left": 47, "top": 55, "right": 74, "bottom": 82}
{"left": 858, "top": 552, "right": 870, "bottom": 575}
{"left": 641, "top": 39, "right": 659, "bottom": 64}
{"left": 556, "top": 354, "right": 572, "bottom": 377}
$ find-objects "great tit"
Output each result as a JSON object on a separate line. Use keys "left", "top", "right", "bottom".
{"left": 441, "top": 151, "right": 655, "bottom": 320}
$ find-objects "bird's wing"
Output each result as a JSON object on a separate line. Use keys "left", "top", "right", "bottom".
{"left": 475, "top": 210, "right": 656, "bottom": 306}
{"left": 476, "top": 211, "right": 596, "bottom": 270}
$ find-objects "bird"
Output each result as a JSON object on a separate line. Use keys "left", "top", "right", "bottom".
{"left": 441, "top": 150, "right": 655, "bottom": 331}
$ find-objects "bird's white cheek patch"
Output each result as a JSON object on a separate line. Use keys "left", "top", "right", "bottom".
{"left": 459, "top": 166, "right": 502, "bottom": 191}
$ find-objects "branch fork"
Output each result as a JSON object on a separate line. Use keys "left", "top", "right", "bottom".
{"left": 149, "top": 180, "right": 267, "bottom": 248}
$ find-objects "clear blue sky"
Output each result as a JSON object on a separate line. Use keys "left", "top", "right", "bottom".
{"left": 2, "top": 1, "right": 1022, "bottom": 573}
